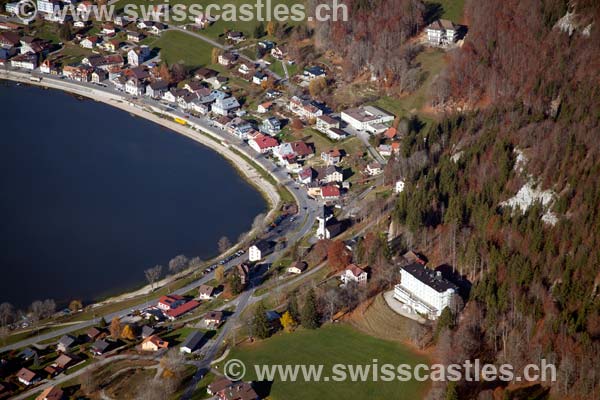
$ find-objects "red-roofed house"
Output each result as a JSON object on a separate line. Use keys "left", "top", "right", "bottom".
{"left": 157, "top": 294, "right": 185, "bottom": 311}
{"left": 340, "top": 264, "right": 368, "bottom": 285}
{"left": 384, "top": 127, "right": 398, "bottom": 139}
{"left": 17, "top": 368, "right": 39, "bottom": 386}
{"left": 165, "top": 300, "right": 200, "bottom": 320}
{"left": 321, "top": 185, "right": 340, "bottom": 201}
{"left": 249, "top": 134, "right": 279, "bottom": 154}
{"left": 290, "top": 141, "right": 314, "bottom": 160}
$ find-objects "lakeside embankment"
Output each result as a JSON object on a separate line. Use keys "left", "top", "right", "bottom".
{"left": 0, "top": 70, "right": 290, "bottom": 307}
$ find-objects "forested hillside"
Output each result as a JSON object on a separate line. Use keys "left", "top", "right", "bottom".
{"left": 385, "top": 0, "right": 600, "bottom": 398}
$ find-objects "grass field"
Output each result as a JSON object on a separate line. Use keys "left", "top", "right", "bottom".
{"left": 152, "top": 30, "right": 213, "bottom": 67}
{"left": 219, "top": 324, "right": 429, "bottom": 400}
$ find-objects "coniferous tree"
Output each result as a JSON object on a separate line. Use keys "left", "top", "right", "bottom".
{"left": 253, "top": 303, "right": 270, "bottom": 339}
{"left": 301, "top": 289, "right": 319, "bottom": 329}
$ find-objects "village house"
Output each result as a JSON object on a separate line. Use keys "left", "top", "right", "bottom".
{"left": 236, "top": 263, "right": 250, "bottom": 286}
{"left": 217, "top": 381, "right": 259, "bottom": 400}
{"left": 212, "top": 96, "right": 241, "bottom": 116}
{"left": 55, "top": 353, "right": 76, "bottom": 370}
{"left": 340, "top": 264, "right": 368, "bottom": 285}
{"left": 194, "top": 13, "right": 215, "bottom": 28}
{"left": 90, "top": 339, "right": 110, "bottom": 356}
{"left": 304, "top": 65, "right": 326, "bottom": 80}
{"left": 16, "top": 368, "right": 39, "bottom": 386}
{"left": 146, "top": 79, "right": 169, "bottom": 98}
{"left": 127, "top": 45, "right": 150, "bottom": 67}
{"left": 180, "top": 330, "right": 205, "bottom": 353}
{"left": 257, "top": 101, "right": 273, "bottom": 114}
{"left": 237, "top": 61, "right": 254, "bottom": 76}
{"left": 141, "top": 325, "right": 155, "bottom": 339}
{"left": 248, "top": 133, "right": 279, "bottom": 154}
{"left": 316, "top": 114, "right": 340, "bottom": 134}
{"left": 426, "top": 19, "right": 458, "bottom": 46}
{"left": 288, "top": 261, "right": 307, "bottom": 274}
{"left": 80, "top": 36, "right": 101, "bottom": 49}
{"left": 395, "top": 180, "right": 405, "bottom": 193}
{"left": 394, "top": 262, "right": 460, "bottom": 320}
{"left": 141, "top": 335, "right": 169, "bottom": 352}
{"left": 326, "top": 127, "right": 349, "bottom": 141}
{"left": 101, "top": 22, "right": 116, "bottom": 36}
{"left": 207, "top": 377, "right": 233, "bottom": 396}
{"left": 321, "top": 185, "right": 341, "bottom": 201}
{"left": 289, "top": 96, "right": 324, "bottom": 120}
{"left": 249, "top": 240, "right": 274, "bottom": 262}
{"left": 20, "top": 37, "right": 51, "bottom": 55}
{"left": 62, "top": 65, "right": 92, "bottom": 81}
{"left": 164, "top": 300, "right": 200, "bottom": 320}
{"left": 260, "top": 117, "right": 281, "bottom": 135}
{"left": 321, "top": 148, "right": 342, "bottom": 165}
{"left": 366, "top": 161, "right": 383, "bottom": 176}
{"left": 341, "top": 105, "right": 394, "bottom": 133}
{"left": 127, "top": 31, "right": 144, "bottom": 43}
{"left": 314, "top": 165, "right": 344, "bottom": 184}
{"left": 91, "top": 69, "right": 108, "bottom": 83}
{"left": 195, "top": 67, "right": 219, "bottom": 81}
{"left": 203, "top": 310, "right": 224, "bottom": 328}
{"left": 218, "top": 52, "right": 238, "bottom": 67}
{"left": 252, "top": 71, "right": 268, "bottom": 85}
{"left": 271, "top": 45, "right": 287, "bottom": 60}
{"left": 10, "top": 53, "right": 37, "bottom": 70}
{"left": 149, "top": 23, "right": 167, "bottom": 35}
{"left": 198, "top": 284, "right": 215, "bottom": 300}
{"left": 57, "top": 335, "right": 76, "bottom": 352}
{"left": 125, "top": 77, "right": 145, "bottom": 96}
{"left": 378, "top": 144, "right": 392, "bottom": 157}
{"left": 158, "top": 294, "right": 186, "bottom": 311}
{"left": 298, "top": 167, "right": 313, "bottom": 185}
{"left": 86, "top": 327, "right": 103, "bottom": 341}
{"left": 35, "top": 386, "right": 64, "bottom": 400}
{"left": 226, "top": 31, "right": 245, "bottom": 43}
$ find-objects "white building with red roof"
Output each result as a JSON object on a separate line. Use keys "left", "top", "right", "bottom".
{"left": 248, "top": 134, "right": 279, "bottom": 154}
{"left": 157, "top": 294, "right": 185, "bottom": 311}
{"left": 340, "top": 264, "right": 368, "bottom": 286}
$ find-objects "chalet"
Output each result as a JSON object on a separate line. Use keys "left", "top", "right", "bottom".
{"left": 203, "top": 310, "right": 224, "bottom": 328}
{"left": 248, "top": 134, "right": 279, "bottom": 154}
{"left": 394, "top": 263, "right": 460, "bottom": 320}
{"left": 321, "top": 185, "right": 341, "bottom": 201}
{"left": 226, "top": 31, "right": 245, "bottom": 43}
{"left": 146, "top": 79, "right": 169, "bottom": 99}
{"left": 16, "top": 368, "right": 39, "bottom": 385}
{"left": 249, "top": 240, "right": 274, "bottom": 262}
{"left": 212, "top": 96, "right": 240, "bottom": 116}
{"left": 35, "top": 386, "right": 64, "bottom": 400}
{"left": 366, "top": 161, "right": 383, "bottom": 176}
{"left": 252, "top": 71, "right": 268, "bottom": 85}
{"left": 158, "top": 294, "right": 186, "bottom": 311}
{"left": 257, "top": 101, "right": 273, "bottom": 114}
{"left": 304, "top": 65, "right": 326, "bottom": 80}
{"left": 57, "top": 335, "right": 76, "bottom": 352}
{"left": 260, "top": 117, "right": 281, "bottom": 135}
{"left": 321, "top": 148, "right": 342, "bottom": 165}
{"left": 10, "top": 53, "right": 37, "bottom": 70}
{"left": 149, "top": 23, "right": 167, "bottom": 35}
{"left": 288, "top": 261, "right": 307, "bottom": 274}
{"left": 218, "top": 52, "right": 238, "bottom": 67}
{"left": 341, "top": 105, "right": 394, "bottom": 133}
{"left": 237, "top": 61, "right": 253, "bottom": 76}
{"left": 90, "top": 339, "right": 110, "bottom": 356}
{"left": 194, "top": 14, "right": 215, "bottom": 29}
{"left": 426, "top": 19, "right": 458, "bottom": 46}
{"left": 180, "top": 330, "right": 204, "bottom": 353}
{"left": 289, "top": 96, "right": 324, "bottom": 120}
{"left": 340, "top": 264, "right": 368, "bottom": 285}
{"left": 198, "top": 284, "right": 215, "bottom": 300}
{"left": 141, "top": 335, "right": 169, "bottom": 351}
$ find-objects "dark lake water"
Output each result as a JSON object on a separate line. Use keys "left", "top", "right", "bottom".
{"left": 0, "top": 81, "right": 266, "bottom": 309}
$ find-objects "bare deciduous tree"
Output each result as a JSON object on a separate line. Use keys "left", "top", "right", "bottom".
{"left": 168, "top": 254, "right": 188, "bottom": 274}
{"left": 145, "top": 265, "right": 163, "bottom": 291}
{"left": 0, "top": 302, "right": 14, "bottom": 328}
{"left": 218, "top": 236, "right": 231, "bottom": 254}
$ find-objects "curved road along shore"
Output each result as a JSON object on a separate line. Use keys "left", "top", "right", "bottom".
{"left": 0, "top": 69, "right": 320, "bottom": 354}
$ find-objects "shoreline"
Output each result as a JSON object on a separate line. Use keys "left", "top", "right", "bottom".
{"left": 0, "top": 71, "right": 292, "bottom": 308}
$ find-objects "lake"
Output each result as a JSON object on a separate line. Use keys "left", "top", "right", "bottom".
{"left": 0, "top": 81, "right": 267, "bottom": 309}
